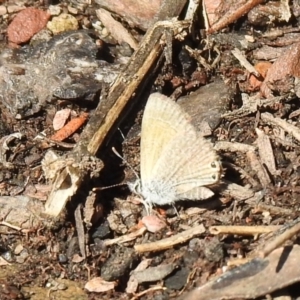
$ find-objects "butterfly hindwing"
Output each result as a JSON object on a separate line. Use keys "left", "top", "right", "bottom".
{"left": 150, "top": 125, "right": 221, "bottom": 200}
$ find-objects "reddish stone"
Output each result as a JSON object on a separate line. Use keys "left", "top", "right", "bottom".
{"left": 7, "top": 7, "right": 50, "bottom": 44}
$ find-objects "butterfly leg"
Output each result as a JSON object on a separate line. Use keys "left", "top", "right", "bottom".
{"left": 172, "top": 203, "right": 179, "bottom": 217}
{"left": 139, "top": 198, "right": 153, "bottom": 215}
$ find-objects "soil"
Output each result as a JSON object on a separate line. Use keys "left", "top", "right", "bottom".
{"left": 1, "top": 1, "right": 300, "bottom": 300}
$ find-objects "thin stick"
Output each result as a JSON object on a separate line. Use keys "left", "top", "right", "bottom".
{"left": 214, "top": 141, "right": 257, "bottom": 153}
{"left": 259, "top": 221, "right": 300, "bottom": 258}
{"left": 207, "top": 0, "right": 264, "bottom": 34}
{"left": 87, "top": 19, "right": 190, "bottom": 154}
{"left": 0, "top": 221, "right": 22, "bottom": 231}
{"left": 209, "top": 225, "right": 281, "bottom": 236}
{"left": 131, "top": 286, "right": 167, "bottom": 300}
{"left": 261, "top": 112, "right": 300, "bottom": 143}
{"left": 104, "top": 226, "right": 147, "bottom": 246}
{"left": 134, "top": 224, "right": 205, "bottom": 253}
{"left": 231, "top": 48, "right": 260, "bottom": 77}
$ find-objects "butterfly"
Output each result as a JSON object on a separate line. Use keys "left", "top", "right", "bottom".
{"left": 129, "top": 93, "right": 222, "bottom": 213}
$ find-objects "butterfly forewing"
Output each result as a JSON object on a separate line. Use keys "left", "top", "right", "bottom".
{"left": 140, "top": 93, "right": 194, "bottom": 183}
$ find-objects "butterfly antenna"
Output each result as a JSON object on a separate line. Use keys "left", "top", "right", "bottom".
{"left": 112, "top": 147, "right": 140, "bottom": 181}
{"left": 117, "top": 128, "right": 126, "bottom": 140}
{"left": 93, "top": 182, "right": 126, "bottom": 191}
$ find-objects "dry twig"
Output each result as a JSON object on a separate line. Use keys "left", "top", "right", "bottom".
{"left": 210, "top": 225, "right": 281, "bottom": 236}
{"left": 259, "top": 221, "right": 300, "bottom": 258}
{"left": 261, "top": 112, "right": 300, "bottom": 143}
{"left": 104, "top": 226, "right": 147, "bottom": 246}
{"left": 134, "top": 224, "right": 205, "bottom": 253}
{"left": 231, "top": 48, "right": 260, "bottom": 77}
{"left": 206, "top": 0, "right": 265, "bottom": 34}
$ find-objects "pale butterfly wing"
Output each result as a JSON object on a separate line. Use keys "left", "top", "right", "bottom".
{"left": 151, "top": 128, "right": 221, "bottom": 203}
{"left": 140, "top": 93, "right": 194, "bottom": 182}
{"left": 140, "top": 93, "right": 221, "bottom": 206}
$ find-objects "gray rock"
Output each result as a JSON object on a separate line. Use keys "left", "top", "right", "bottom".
{"left": 0, "top": 30, "right": 120, "bottom": 118}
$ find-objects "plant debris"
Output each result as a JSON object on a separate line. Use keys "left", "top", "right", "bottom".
{"left": 2, "top": 0, "right": 300, "bottom": 299}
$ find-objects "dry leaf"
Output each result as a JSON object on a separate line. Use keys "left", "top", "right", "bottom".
{"left": 53, "top": 108, "right": 71, "bottom": 131}
{"left": 248, "top": 61, "right": 272, "bottom": 91}
{"left": 142, "top": 215, "right": 167, "bottom": 233}
{"left": 85, "top": 277, "right": 116, "bottom": 293}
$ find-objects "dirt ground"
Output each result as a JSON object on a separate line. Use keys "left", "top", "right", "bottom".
{"left": 1, "top": 0, "right": 300, "bottom": 299}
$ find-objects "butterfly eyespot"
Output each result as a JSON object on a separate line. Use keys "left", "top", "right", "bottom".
{"left": 211, "top": 161, "right": 218, "bottom": 168}
{"left": 212, "top": 174, "right": 217, "bottom": 180}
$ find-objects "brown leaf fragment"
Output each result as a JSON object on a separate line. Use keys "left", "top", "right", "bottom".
{"left": 142, "top": 215, "right": 167, "bottom": 233}
{"left": 220, "top": 181, "right": 254, "bottom": 201}
{"left": 205, "top": 0, "right": 265, "bottom": 33}
{"left": 253, "top": 45, "right": 286, "bottom": 61}
{"left": 94, "top": 0, "right": 162, "bottom": 30}
{"left": 53, "top": 108, "right": 71, "bottom": 131}
{"left": 85, "top": 277, "right": 116, "bottom": 293}
{"left": 261, "top": 41, "right": 300, "bottom": 97}
{"left": 96, "top": 8, "right": 138, "bottom": 50}
{"left": 7, "top": 8, "right": 50, "bottom": 44}
{"left": 23, "top": 184, "right": 51, "bottom": 201}
{"left": 248, "top": 61, "right": 272, "bottom": 91}
{"left": 133, "top": 263, "right": 176, "bottom": 283}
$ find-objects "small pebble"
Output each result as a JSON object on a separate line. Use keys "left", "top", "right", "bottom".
{"left": 48, "top": 5, "right": 62, "bottom": 16}
{"left": 68, "top": 5, "right": 78, "bottom": 14}
{"left": 0, "top": 6, "right": 7, "bottom": 15}
{"left": 2, "top": 251, "right": 14, "bottom": 262}
{"left": 58, "top": 253, "right": 68, "bottom": 264}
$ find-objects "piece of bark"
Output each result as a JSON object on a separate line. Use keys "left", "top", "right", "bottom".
{"left": 205, "top": 0, "right": 264, "bottom": 33}
{"left": 261, "top": 41, "right": 300, "bottom": 97}
{"left": 94, "top": 0, "right": 162, "bottom": 30}
{"left": 0, "top": 196, "right": 59, "bottom": 233}
{"left": 133, "top": 263, "right": 176, "bottom": 283}
{"left": 248, "top": 0, "right": 291, "bottom": 26}
{"left": 180, "top": 245, "right": 300, "bottom": 300}
{"left": 255, "top": 128, "right": 277, "bottom": 174}
{"left": 253, "top": 45, "right": 286, "bottom": 61}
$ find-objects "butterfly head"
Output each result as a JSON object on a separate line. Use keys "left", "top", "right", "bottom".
{"left": 128, "top": 179, "right": 142, "bottom": 195}
{"left": 128, "top": 179, "right": 177, "bottom": 214}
